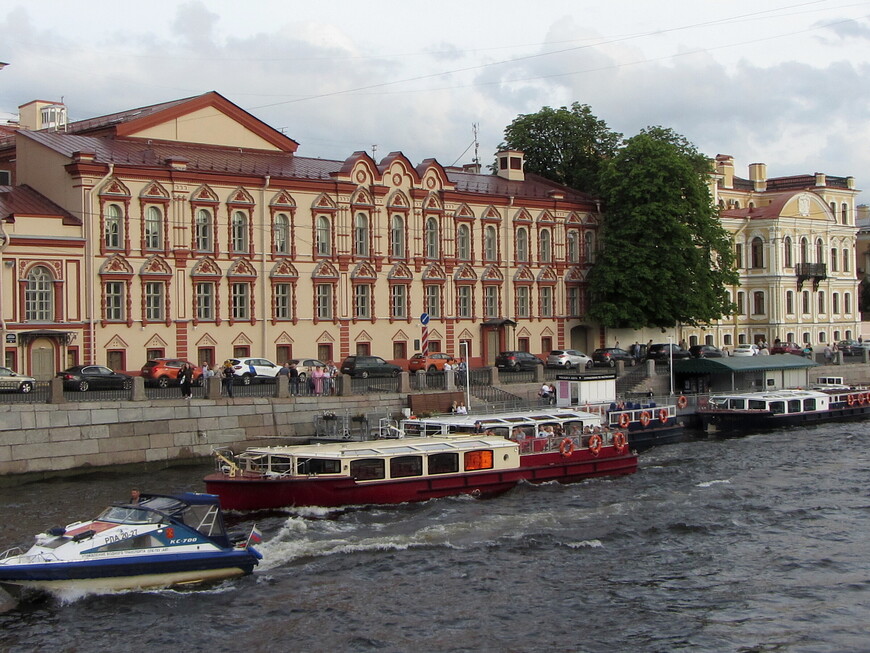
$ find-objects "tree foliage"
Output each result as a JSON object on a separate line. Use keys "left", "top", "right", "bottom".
{"left": 587, "top": 127, "right": 738, "bottom": 329}
{"left": 498, "top": 103, "right": 621, "bottom": 193}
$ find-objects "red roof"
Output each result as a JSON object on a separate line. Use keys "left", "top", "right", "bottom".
{"left": 0, "top": 185, "right": 80, "bottom": 224}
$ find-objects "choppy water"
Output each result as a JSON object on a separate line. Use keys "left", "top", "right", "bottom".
{"left": 1, "top": 423, "right": 870, "bottom": 652}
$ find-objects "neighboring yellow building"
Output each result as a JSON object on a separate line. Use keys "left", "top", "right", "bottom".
{"left": 679, "top": 155, "right": 861, "bottom": 350}
{"left": 0, "top": 92, "right": 601, "bottom": 378}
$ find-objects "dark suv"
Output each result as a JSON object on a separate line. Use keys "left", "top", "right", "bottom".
{"left": 688, "top": 345, "right": 723, "bottom": 358}
{"left": 495, "top": 351, "right": 543, "bottom": 372}
{"left": 646, "top": 343, "right": 692, "bottom": 362}
{"left": 592, "top": 348, "right": 635, "bottom": 368}
{"left": 340, "top": 355, "right": 402, "bottom": 378}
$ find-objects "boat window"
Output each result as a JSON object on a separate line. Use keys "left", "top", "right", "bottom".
{"left": 350, "top": 458, "right": 385, "bottom": 480}
{"left": 769, "top": 401, "right": 785, "bottom": 414}
{"left": 297, "top": 458, "right": 341, "bottom": 475}
{"left": 788, "top": 400, "right": 802, "bottom": 413}
{"left": 97, "top": 506, "right": 163, "bottom": 525}
{"left": 428, "top": 452, "right": 459, "bottom": 475}
{"left": 728, "top": 398, "right": 746, "bottom": 409}
{"left": 464, "top": 450, "right": 494, "bottom": 471}
{"left": 185, "top": 504, "right": 224, "bottom": 538}
{"left": 748, "top": 400, "right": 767, "bottom": 410}
{"left": 486, "top": 427, "right": 510, "bottom": 439}
{"left": 269, "top": 456, "right": 293, "bottom": 474}
{"left": 243, "top": 454, "right": 269, "bottom": 472}
{"left": 403, "top": 423, "right": 424, "bottom": 437}
{"left": 390, "top": 455, "right": 423, "bottom": 478}
{"left": 803, "top": 398, "right": 817, "bottom": 411}
{"left": 89, "top": 533, "right": 164, "bottom": 553}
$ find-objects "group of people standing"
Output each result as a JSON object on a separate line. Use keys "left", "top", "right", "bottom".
{"left": 275, "top": 361, "right": 340, "bottom": 396}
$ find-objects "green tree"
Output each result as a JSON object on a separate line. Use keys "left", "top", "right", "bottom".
{"left": 498, "top": 103, "right": 621, "bottom": 193}
{"left": 587, "top": 127, "right": 737, "bottom": 329}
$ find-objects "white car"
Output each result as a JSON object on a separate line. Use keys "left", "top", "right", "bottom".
{"left": 0, "top": 366, "right": 36, "bottom": 393}
{"left": 546, "top": 349, "right": 593, "bottom": 370}
{"left": 228, "top": 357, "right": 282, "bottom": 385}
{"left": 732, "top": 344, "right": 759, "bottom": 356}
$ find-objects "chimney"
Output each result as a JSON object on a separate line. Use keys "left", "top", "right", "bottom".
{"left": 814, "top": 172, "right": 827, "bottom": 187}
{"left": 715, "top": 154, "right": 734, "bottom": 189}
{"left": 748, "top": 163, "right": 767, "bottom": 192}
{"left": 495, "top": 150, "right": 525, "bottom": 182}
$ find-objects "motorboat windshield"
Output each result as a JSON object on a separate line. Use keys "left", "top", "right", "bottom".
{"left": 96, "top": 505, "right": 164, "bottom": 525}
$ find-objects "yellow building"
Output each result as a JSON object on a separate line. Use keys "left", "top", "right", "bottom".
{"left": 0, "top": 92, "right": 600, "bottom": 377}
{"left": 678, "top": 155, "right": 861, "bottom": 349}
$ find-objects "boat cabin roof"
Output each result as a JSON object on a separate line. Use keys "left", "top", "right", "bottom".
{"left": 409, "top": 408, "right": 597, "bottom": 430}
{"left": 710, "top": 389, "right": 828, "bottom": 402}
{"left": 239, "top": 436, "right": 514, "bottom": 460}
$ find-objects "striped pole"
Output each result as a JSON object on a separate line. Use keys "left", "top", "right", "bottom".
{"left": 421, "top": 326, "right": 429, "bottom": 354}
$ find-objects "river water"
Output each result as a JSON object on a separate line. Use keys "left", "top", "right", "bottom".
{"left": 1, "top": 422, "right": 869, "bottom": 652}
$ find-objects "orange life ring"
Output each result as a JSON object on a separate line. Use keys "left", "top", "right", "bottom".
{"left": 618, "top": 412, "right": 631, "bottom": 429}
{"left": 639, "top": 411, "right": 651, "bottom": 427}
{"left": 659, "top": 408, "right": 669, "bottom": 424}
{"left": 677, "top": 395, "right": 688, "bottom": 409}
{"left": 860, "top": 393, "right": 867, "bottom": 405}
{"left": 613, "top": 431, "right": 627, "bottom": 453}
{"left": 848, "top": 393, "right": 856, "bottom": 406}
{"left": 588, "top": 434, "right": 602, "bottom": 456}
{"left": 559, "top": 438, "right": 576, "bottom": 457}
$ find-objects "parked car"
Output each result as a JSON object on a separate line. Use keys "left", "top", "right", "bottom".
{"left": 228, "top": 357, "right": 282, "bottom": 385}
{"left": 57, "top": 365, "right": 133, "bottom": 392}
{"left": 408, "top": 352, "right": 453, "bottom": 372}
{"left": 592, "top": 348, "right": 635, "bottom": 368}
{"left": 646, "top": 344, "right": 691, "bottom": 362}
{"left": 340, "top": 355, "right": 402, "bottom": 378}
{"left": 732, "top": 344, "right": 759, "bottom": 357}
{"left": 289, "top": 357, "right": 329, "bottom": 383}
{"left": 837, "top": 340, "right": 862, "bottom": 356}
{"left": 769, "top": 342, "right": 803, "bottom": 355}
{"left": 0, "top": 367, "right": 36, "bottom": 393}
{"left": 494, "top": 351, "right": 544, "bottom": 372}
{"left": 140, "top": 358, "right": 203, "bottom": 388}
{"left": 688, "top": 345, "right": 723, "bottom": 359}
{"left": 546, "top": 349, "right": 593, "bottom": 370}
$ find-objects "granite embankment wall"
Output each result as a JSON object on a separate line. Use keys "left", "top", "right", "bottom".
{"left": 0, "top": 394, "right": 404, "bottom": 485}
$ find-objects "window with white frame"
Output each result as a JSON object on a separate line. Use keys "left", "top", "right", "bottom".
{"left": 391, "top": 284, "right": 407, "bottom": 319}
{"left": 484, "top": 225, "right": 497, "bottom": 262}
{"left": 354, "top": 284, "right": 371, "bottom": 319}
{"left": 354, "top": 213, "right": 370, "bottom": 257}
{"left": 818, "top": 290, "right": 826, "bottom": 314}
{"left": 584, "top": 232, "right": 595, "bottom": 263}
{"left": 316, "top": 283, "right": 333, "bottom": 319}
{"left": 833, "top": 292, "right": 840, "bottom": 314}
{"left": 484, "top": 285, "right": 499, "bottom": 318}
{"left": 802, "top": 290, "right": 810, "bottom": 313}
{"left": 425, "top": 285, "right": 441, "bottom": 318}
{"left": 750, "top": 237, "right": 764, "bottom": 268}
{"left": 783, "top": 237, "right": 793, "bottom": 267}
{"left": 391, "top": 215, "right": 405, "bottom": 258}
{"left": 274, "top": 213, "right": 290, "bottom": 254}
{"left": 457, "top": 224, "right": 471, "bottom": 261}
{"left": 105, "top": 204, "right": 123, "bottom": 249}
{"left": 145, "top": 281, "right": 164, "bottom": 321}
{"left": 316, "top": 216, "right": 331, "bottom": 256}
{"left": 232, "top": 211, "right": 249, "bottom": 253}
{"left": 752, "top": 291, "right": 764, "bottom": 315}
{"left": 105, "top": 281, "right": 124, "bottom": 321}
{"left": 25, "top": 266, "right": 53, "bottom": 321}
{"left": 786, "top": 290, "right": 794, "bottom": 314}
{"left": 457, "top": 285, "right": 472, "bottom": 318}
{"left": 516, "top": 286, "right": 530, "bottom": 318}
{"left": 196, "top": 282, "right": 214, "bottom": 320}
{"left": 274, "top": 283, "right": 292, "bottom": 320}
{"left": 540, "top": 286, "right": 553, "bottom": 317}
{"left": 231, "top": 282, "right": 250, "bottom": 320}
{"left": 145, "top": 206, "right": 162, "bottom": 250}
{"left": 567, "top": 286, "right": 581, "bottom": 316}
{"left": 425, "top": 217, "right": 440, "bottom": 259}
{"left": 816, "top": 239, "right": 824, "bottom": 264}
{"left": 830, "top": 248, "right": 838, "bottom": 272}
{"left": 736, "top": 291, "right": 745, "bottom": 315}
{"left": 516, "top": 227, "right": 529, "bottom": 263}
{"left": 843, "top": 249, "right": 850, "bottom": 272}
{"left": 845, "top": 292, "right": 852, "bottom": 313}
{"left": 195, "top": 209, "right": 212, "bottom": 251}
{"left": 539, "top": 229, "right": 552, "bottom": 263}
{"left": 566, "top": 231, "right": 579, "bottom": 263}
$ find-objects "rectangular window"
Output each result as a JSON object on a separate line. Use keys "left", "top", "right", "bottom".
{"left": 518, "top": 337, "right": 530, "bottom": 353}
{"left": 541, "top": 336, "right": 552, "bottom": 353}
{"left": 425, "top": 285, "right": 441, "bottom": 319}
{"left": 484, "top": 286, "right": 499, "bottom": 318}
{"left": 145, "top": 282, "right": 164, "bottom": 321}
{"left": 354, "top": 284, "right": 371, "bottom": 319}
{"left": 540, "top": 286, "right": 553, "bottom": 317}
{"left": 146, "top": 348, "right": 164, "bottom": 359}
{"left": 464, "top": 450, "right": 494, "bottom": 471}
{"left": 232, "top": 283, "right": 250, "bottom": 320}
{"left": 105, "top": 282, "right": 124, "bottom": 321}
{"left": 317, "top": 343, "right": 333, "bottom": 362}
{"left": 350, "top": 459, "right": 385, "bottom": 480}
{"left": 458, "top": 285, "right": 472, "bottom": 319}
{"left": 516, "top": 286, "right": 530, "bottom": 318}
{"left": 316, "top": 284, "right": 333, "bottom": 320}
{"left": 196, "top": 282, "right": 214, "bottom": 320}
{"left": 393, "top": 341, "right": 407, "bottom": 360}
{"left": 390, "top": 284, "right": 407, "bottom": 319}
{"left": 567, "top": 287, "right": 580, "bottom": 316}
{"left": 428, "top": 452, "right": 459, "bottom": 475}
{"left": 390, "top": 456, "right": 423, "bottom": 478}
{"left": 275, "top": 283, "right": 292, "bottom": 320}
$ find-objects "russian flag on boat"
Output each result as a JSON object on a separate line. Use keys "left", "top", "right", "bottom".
{"left": 246, "top": 526, "right": 262, "bottom": 547}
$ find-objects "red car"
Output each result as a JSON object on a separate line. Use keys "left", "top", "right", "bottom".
{"left": 140, "top": 358, "right": 203, "bottom": 388}
{"left": 769, "top": 342, "right": 802, "bottom": 355}
{"left": 408, "top": 352, "right": 453, "bottom": 372}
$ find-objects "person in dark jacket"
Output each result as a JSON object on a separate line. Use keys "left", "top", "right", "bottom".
{"left": 179, "top": 363, "right": 194, "bottom": 399}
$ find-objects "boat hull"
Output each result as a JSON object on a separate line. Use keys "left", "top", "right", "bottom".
{"left": 205, "top": 449, "right": 637, "bottom": 511}
{"left": 624, "top": 422, "right": 685, "bottom": 451}
{"left": 700, "top": 403, "right": 870, "bottom": 434}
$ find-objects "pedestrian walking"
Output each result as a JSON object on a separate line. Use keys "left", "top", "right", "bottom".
{"left": 222, "top": 360, "right": 235, "bottom": 397}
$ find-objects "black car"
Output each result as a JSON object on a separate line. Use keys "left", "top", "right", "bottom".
{"left": 57, "top": 365, "right": 133, "bottom": 392}
{"left": 592, "top": 348, "right": 635, "bottom": 368}
{"left": 646, "top": 343, "right": 692, "bottom": 362}
{"left": 688, "top": 345, "right": 723, "bottom": 358}
{"left": 339, "top": 355, "right": 402, "bottom": 378}
{"left": 837, "top": 340, "right": 862, "bottom": 356}
{"left": 494, "top": 351, "right": 543, "bottom": 372}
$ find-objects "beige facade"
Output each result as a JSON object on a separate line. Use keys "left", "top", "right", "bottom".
{"left": 0, "top": 92, "right": 600, "bottom": 378}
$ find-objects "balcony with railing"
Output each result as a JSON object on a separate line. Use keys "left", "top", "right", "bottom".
{"left": 796, "top": 262, "right": 827, "bottom": 290}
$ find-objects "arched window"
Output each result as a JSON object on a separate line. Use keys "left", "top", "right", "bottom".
{"left": 816, "top": 239, "right": 824, "bottom": 264}
{"left": 425, "top": 217, "right": 440, "bottom": 259}
{"left": 783, "top": 237, "right": 793, "bottom": 268}
{"left": 584, "top": 232, "right": 595, "bottom": 263}
{"left": 391, "top": 215, "right": 405, "bottom": 258}
{"left": 316, "top": 216, "right": 331, "bottom": 256}
{"left": 274, "top": 213, "right": 290, "bottom": 254}
{"left": 516, "top": 228, "right": 529, "bottom": 263}
{"left": 354, "top": 213, "right": 370, "bottom": 257}
{"left": 105, "top": 204, "right": 123, "bottom": 249}
{"left": 457, "top": 224, "right": 471, "bottom": 261}
{"left": 833, "top": 293, "right": 840, "bottom": 314}
{"left": 539, "top": 229, "right": 552, "bottom": 263}
{"left": 750, "top": 237, "right": 764, "bottom": 268}
{"left": 195, "top": 209, "right": 212, "bottom": 251}
{"left": 802, "top": 290, "right": 810, "bottom": 313}
{"left": 231, "top": 211, "right": 248, "bottom": 253}
{"left": 800, "top": 238, "right": 809, "bottom": 265}
{"left": 830, "top": 248, "right": 838, "bottom": 272}
{"left": 842, "top": 203, "right": 848, "bottom": 224}
{"left": 145, "top": 206, "right": 162, "bottom": 250}
{"left": 484, "top": 225, "right": 497, "bottom": 261}
{"left": 843, "top": 248, "right": 851, "bottom": 272}
{"left": 818, "top": 291, "right": 826, "bottom": 314}
{"left": 566, "top": 230, "right": 579, "bottom": 263}
{"left": 753, "top": 291, "right": 765, "bottom": 315}
{"left": 786, "top": 290, "right": 794, "bottom": 314}
{"left": 25, "top": 266, "right": 54, "bottom": 321}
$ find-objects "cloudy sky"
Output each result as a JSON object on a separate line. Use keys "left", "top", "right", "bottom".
{"left": 2, "top": 0, "right": 869, "bottom": 201}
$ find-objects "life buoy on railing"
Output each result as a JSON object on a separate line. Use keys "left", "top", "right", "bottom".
{"left": 848, "top": 393, "right": 856, "bottom": 406}
{"left": 618, "top": 412, "right": 631, "bottom": 429}
{"left": 677, "top": 395, "right": 688, "bottom": 409}
{"left": 862, "top": 393, "right": 868, "bottom": 406}
{"left": 588, "top": 434, "right": 603, "bottom": 456}
{"left": 613, "top": 431, "right": 627, "bottom": 453}
{"left": 639, "top": 411, "right": 651, "bottom": 427}
{"left": 559, "top": 438, "right": 576, "bottom": 457}
{"left": 659, "top": 408, "right": 669, "bottom": 424}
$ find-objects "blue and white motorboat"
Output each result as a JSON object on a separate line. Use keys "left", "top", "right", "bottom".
{"left": 0, "top": 492, "right": 261, "bottom": 593}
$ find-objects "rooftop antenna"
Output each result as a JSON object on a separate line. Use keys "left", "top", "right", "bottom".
{"left": 472, "top": 123, "right": 479, "bottom": 168}
{"left": 371, "top": 144, "right": 378, "bottom": 160}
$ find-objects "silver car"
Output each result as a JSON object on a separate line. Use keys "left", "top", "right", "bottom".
{"left": 0, "top": 366, "right": 35, "bottom": 393}
{"left": 546, "top": 349, "right": 593, "bottom": 370}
